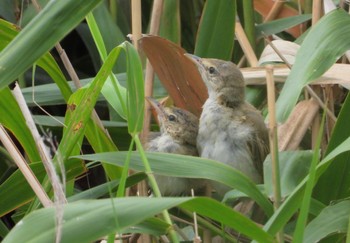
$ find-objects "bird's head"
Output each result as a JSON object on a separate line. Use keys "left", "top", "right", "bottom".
{"left": 185, "top": 54, "right": 245, "bottom": 107}
{"left": 146, "top": 97, "right": 199, "bottom": 146}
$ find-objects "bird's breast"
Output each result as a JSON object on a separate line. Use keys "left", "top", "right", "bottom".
{"left": 197, "top": 99, "right": 260, "bottom": 182}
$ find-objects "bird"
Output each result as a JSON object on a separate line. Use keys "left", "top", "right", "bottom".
{"left": 145, "top": 97, "right": 205, "bottom": 196}
{"left": 185, "top": 54, "right": 269, "bottom": 198}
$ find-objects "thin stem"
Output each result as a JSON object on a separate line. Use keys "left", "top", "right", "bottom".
{"left": 134, "top": 134, "right": 179, "bottom": 243}
{"left": 312, "top": 0, "right": 323, "bottom": 25}
{"left": 263, "top": 35, "right": 337, "bottom": 123}
{"left": 13, "top": 84, "right": 67, "bottom": 202}
{"left": 264, "top": 0, "right": 285, "bottom": 22}
{"left": 235, "top": 20, "right": 258, "bottom": 67}
{"left": 266, "top": 65, "right": 283, "bottom": 242}
{"left": 131, "top": 0, "right": 142, "bottom": 51}
{"left": 0, "top": 125, "right": 52, "bottom": 207}
{"left": 116, "top": 139, "right": 135, "bottom": 197}
{"left": 141, "top": 0, "right": 164, "bottom": 143}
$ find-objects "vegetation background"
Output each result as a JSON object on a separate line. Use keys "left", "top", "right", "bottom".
{"left": 0, "top": 0, "right": 350, "bottom": 242}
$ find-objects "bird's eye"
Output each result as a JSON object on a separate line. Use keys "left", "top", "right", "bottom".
{"left": 168, "top": 114, "right": 176, "bottom": 121}
{"left": 208, "top": 66, "right": 216, "bottom": 74}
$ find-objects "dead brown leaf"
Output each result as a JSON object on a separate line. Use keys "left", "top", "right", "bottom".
{"left": 278, "top": 98, "right": 319, "bottom": 151}
{"left": 139, "top": 35, "right": 208, "bottom": 117}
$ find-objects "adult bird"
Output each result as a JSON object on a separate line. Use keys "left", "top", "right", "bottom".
{"left": 146, "top": 97, "right": 205, "bottom": 196}
{"left": 185, "top": 55, "right": 269, "bottom": 198}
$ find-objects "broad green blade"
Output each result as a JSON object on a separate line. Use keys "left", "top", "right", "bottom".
{"left": 0, "top": 87, "right": 40, "bottom": 163}
{"left": 67, "top": 173, "right": 146, "bottom": 202}
{"left": 304, "top": 200, "right": 350, "bottom": 242}
{"left": 159, "top": 0, "right": 181, "bottom": 44}
{"left": 275, "top": 9, "right": 350, "bottom": 122}
{"left": 3, "top": 197, "right": 274, "bottom": 243}
{"left": 194, "top": 0, "right": 236, "bottom": 60}
{"left": 314, "top": 91, "right": 350, "bottom": 203}
{"left": 0, "top": 0, "right": 103, "bottom": 90}
{"left": 256, "top": 14, "right": 312, "bottom": 38}
{"left": 56, "top": 45, "right": 121, "bottom": 162}
{"left": 86, "top": 11, "right": 127, "bottom": 119}
{"left": 0, "top": 160, "right": 85, "bottom": 218}
{"left": 264, "top": 150, "right": 313, "bottom": 198}
{"left": 293, "top": 111, "right": 326, "bottom": 242}
{"left": 0, "top": 219, "right": 9, "bottom": 239}
{"left": 263, "top": 133, "right": 350, "bottom": 235}
{"left": 122, "top": 42, "right": 144, "bottom": 135}
{"left": 74, "top": 151, "right": 274, "bottom": 216}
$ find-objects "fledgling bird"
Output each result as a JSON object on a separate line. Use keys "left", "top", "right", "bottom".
{"left": 186, "top": 55, "right": 269, "bottom": 198}
{"left": 146, "top": 97, "right": 204, "bottom": 196}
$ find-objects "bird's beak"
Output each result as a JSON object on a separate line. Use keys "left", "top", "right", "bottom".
{"left": 184, "top": 53, "right": 203, "bottom": 67}
{"left": 146, "top": 97, "right": 166, "bottom": 119}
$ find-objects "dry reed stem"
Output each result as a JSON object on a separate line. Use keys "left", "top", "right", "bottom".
{"left": 242, "top": 63, "right": 350, "bottom": 88}
{"left": 312, "top": 0, "right": 323, "bottom": 25}
{"left": 13, "top": 84, "right": 67, "bottom": 243}
{"left": 141, "top": 0, "right": 164, "bottom": 143}
{"left": 263, "top": 37, "right": 337, "bottom": 123}
{"left": 131, "top": 0, "right": 142, "bottom": 51}
{"left": 235, "top": 21, "right": 258, "bottom": 67}
{"left": 266, "top": 64, "right": 283, "bottom": 243}
{"left": 12, "top": 84, "right": 67, "bottom": 202}
{"left": 131, "top": 2, "right": 153, "bottom": 243}
{"left": 0, "top": 125, "right": 52, "bottom": 207}
{"left": 264, "top": 0, "right": 285, "bottom": 22}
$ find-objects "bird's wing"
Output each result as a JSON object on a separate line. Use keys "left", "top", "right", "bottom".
{"left": 245, "top": 103, "right": 270, "bottom": 178}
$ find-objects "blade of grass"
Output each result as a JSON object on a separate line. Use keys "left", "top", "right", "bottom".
{"left": 86, "top": 12, "right": 127, "bottom": 119}
{"left": 74, "top": 151, "right": 274, "bottom": 216}
{"left": 3, "top": 197, "right": 274, "bottom": 243}
{"left": 263, "top": 129, "right": 350, "bottom": 235}
{"left": 0, "top": 0, "right": 103, "bottom": 89}
{"left": 275, "top": 9, "right": 350, "bottom": 122}
{"left": 194, "top": 0, "right": 236, "bottom": 60}
{"left": 293, "top": 109, "right": 326, "bottom": 242}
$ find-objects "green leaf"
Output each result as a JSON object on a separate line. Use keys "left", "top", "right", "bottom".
{"left": 86, "top": 11, "right": 128, "bottom": 119}
{"left": 275, "top": 9, "right": 350, "bottom": 122}
{"left": 0, "top": 87, "right": 40, "bottom": 163}
{"left": 194, "top": 0, "right": 236, "bottom": 60}
{"left": 56, "top": 45, "right": 122, "bottom": 163}
{"left": 264, "top": 133, "right": 350, "bottom": 235}
{"left": 0, "top": 160, "right": 85, "bottom": 218}
{"left": 293, "top": 111, "right": 326, "bottom": 242}
{"left": 122, "top": 42, "right": 144, "bottom": 135}
{"left": 304, "top": 200, "right": 350, "bottom": 242}
{"left": 0, "top": 219, "right": 9, "bottom": 239}
{"left": 67, "top": 173, "right": 146, "bottom": 202}
{"left": 74, "top": 151, "right": 274, "bottom": 216}
{"left": 314, "top": 91, "right": 350, "bottom": 204}
{"left": 0, "top": 0, "right": 103, "bottom": 90}
{"left": 92, "top": 3, "right": 126, "bottom": 72}
{"left": 264, "top": 150, "right": 313, "bottom": 198}
{"left": 0, "top": 1, "right": 16, "bottom": 22}
{"left": 3, "top": 198, "right": 274, "bottom": 243}
{"left": 256, "top": 14, "right": 312, "bottom": 38}
{"left": 159, "top": 0, "right": 181, "bottom": 44}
